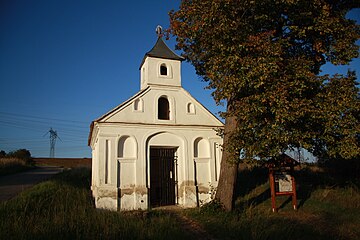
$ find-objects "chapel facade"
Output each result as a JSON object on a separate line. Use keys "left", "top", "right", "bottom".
{"left": 88, "top": 32, "right": 224, "bottom": 211}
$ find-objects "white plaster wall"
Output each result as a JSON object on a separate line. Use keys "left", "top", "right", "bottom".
{"left": 118, "top": 160, "right": 135, "bottom": 188}
{"left": 103, "top": 87, "right": 222, "bottom": 127}
{"left": 141, "top": 57, "right": 181, "bottom": 89}
{"left": 92, "top": 124, "right": 222, "bottom": 210}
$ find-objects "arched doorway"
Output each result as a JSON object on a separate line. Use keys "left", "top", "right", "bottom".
{"left": 146, "top": 132, "right": 184, "bottom": 207}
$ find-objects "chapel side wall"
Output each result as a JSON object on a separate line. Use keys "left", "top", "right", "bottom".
{"left": 92, "top": 134, "right": 118, "bottom": 211}
{"left": 93, "top": 127, "right": 148, "bottom": 211}
{"left": 182, "top": 129, "right": 223, "bottom": 206}
{"left": 91, "top": 141, "right": 99, "bottom": 197}
{"left": 117, "top": 130, "right": 147, "bottom": 211}
{"left": 134, "top": 134, "right": 147, "bottom": 210}
{"left": 95, "top": 126, "right": 148, "bottom": 211}
{"left": 210, "top": 138, "right": 222, "bottom": 183}
{"left": 180, "top": 130, "right": 197, "bottom": 207}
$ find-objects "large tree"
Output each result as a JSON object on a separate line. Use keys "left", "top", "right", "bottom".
{"left": 169, "top": 0, "right": 360, "bottom": 210}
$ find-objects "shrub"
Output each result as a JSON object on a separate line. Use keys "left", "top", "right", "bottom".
{"left": 6, "top": 149, "right": 33, "bottom": 165}
{"left": 0, "top": 149, "right": 34, "bottom": 175}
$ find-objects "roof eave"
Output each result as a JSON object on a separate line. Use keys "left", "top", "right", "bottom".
{"left": 139, "top": 37, "right": 184, "bottom": 69}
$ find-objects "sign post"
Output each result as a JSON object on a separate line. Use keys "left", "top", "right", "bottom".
{"left": 268, "top": 154, "right": 299, "bottom": 212}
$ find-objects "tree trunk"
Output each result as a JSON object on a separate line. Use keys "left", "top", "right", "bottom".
{"left": 215, "top": 113, "right": 239, "bottom": 211}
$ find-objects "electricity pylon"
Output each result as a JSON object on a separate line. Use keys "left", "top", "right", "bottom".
{"left": 44, "top": 128, "right": 61, "bottom": 158}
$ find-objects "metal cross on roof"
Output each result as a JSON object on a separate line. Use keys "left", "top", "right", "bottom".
{"left": 156, "top": 25, "right": 163, "bottom": 37}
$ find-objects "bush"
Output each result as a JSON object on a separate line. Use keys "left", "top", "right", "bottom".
{"left": 319, "top": 156, "right": 360, "bottom": 182}
{"left": 0, "top": 149, "right": 34, "bottom": 175}
{"left": 6, "top": 149, "right": 33, "bottom": 165}
{"left": 0, "top": 158, "right": 31, "bottom": 176}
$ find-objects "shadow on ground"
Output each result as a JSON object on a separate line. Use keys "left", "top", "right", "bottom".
{"left": 233, "top": 163, "right": 359, "bottom": 211}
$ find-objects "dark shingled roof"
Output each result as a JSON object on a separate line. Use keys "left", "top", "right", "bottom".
{"left": 139, "top": 37, "right": 184, "bottom": 69}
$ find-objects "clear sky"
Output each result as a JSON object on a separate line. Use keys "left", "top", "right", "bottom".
{"left": 0, "top": 1, "right": 359, "bottom": 158}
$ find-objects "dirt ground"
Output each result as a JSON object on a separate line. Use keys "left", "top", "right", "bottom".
{"left": 33, "top": 158, "right": 91, "bottom": 168}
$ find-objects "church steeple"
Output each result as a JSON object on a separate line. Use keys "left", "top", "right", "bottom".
{"left": 140, "top": 26, "right": 184, "bottom": 90}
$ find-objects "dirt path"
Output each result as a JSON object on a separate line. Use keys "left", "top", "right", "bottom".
{"left": 175, "top": 212, "right": 216, "bottom": 240}
{"left": 0, "top": 166, "right": 63, "bottom": 202}
{"left": 154, "top": 206, "right": 216, "bottom": 240}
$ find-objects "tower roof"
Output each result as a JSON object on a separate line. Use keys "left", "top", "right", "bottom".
{"left": 140, "top": 37, "right": 184, "bottom": 69}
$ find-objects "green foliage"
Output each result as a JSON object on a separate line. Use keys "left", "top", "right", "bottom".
{"left": 169, "top": 0, "right": 360, "bottom": 162}
{"left": 314, "top": 71, "right": 360, "bottom": 159}
{"left": 198, "top": 199, "right": 226, "bottom": 214}
{"left": 0, "top": 168, "right": 190, "bottom": 240}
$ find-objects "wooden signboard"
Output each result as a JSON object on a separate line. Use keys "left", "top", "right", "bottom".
{"left": 268, "top": 154, "right": 298, "bottom": 213}
{"left": 275, "top": 171, "right": 293, "bottom": 192}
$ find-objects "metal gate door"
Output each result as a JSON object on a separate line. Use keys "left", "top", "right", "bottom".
{"left": 150, "top": 147, "right": 177, "bottom": 207}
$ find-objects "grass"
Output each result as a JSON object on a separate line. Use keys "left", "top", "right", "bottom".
{"left": 0, "top": 168, "right": 190, "bottom": 240}
{"left": 186, "top": 165, "right": 360, "bottom": 240}
{"left": 1, "top": 165, "right": 359, "bottom": 240}
{"left": 0, "top": 157, "right": 34, "bottom": 176}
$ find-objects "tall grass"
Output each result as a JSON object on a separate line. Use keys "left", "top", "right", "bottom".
{"left": 0, "top": 157, "right": 33, "bottom": 176}
{"left": 186, "top": 167, "right": 360, "bottom": 240}
{"left": 0, "top": 168, "right": 190, "bottom": 240}
{"left": 1, "top": 166, "right": 359, "bottom": 239}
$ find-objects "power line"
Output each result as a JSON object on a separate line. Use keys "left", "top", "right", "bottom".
{"left": 0, "top": 111, "right": 88, "bottom": 124}
{"left": 0, "top": 116, "right": 88, "bottom": 130}
{"left": 0, "top": 111, "right": 91, "bottom": 157}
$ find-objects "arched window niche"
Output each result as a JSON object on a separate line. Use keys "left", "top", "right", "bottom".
{"left": 158, "top": 62, "right": 173, "bottom": 78}
{"left": 187, "top": 102, "right": 195, "bottom": 114}
{"left": 158, "top": 96, "right": 170, "bottom": 120}
{"left": 160, "top": 63, "right": 167, "bottom": 76}
{"left": 134, "top": 98, "right": 143, "bottom": 112}
{"left": 118, "top": 136, "right": 137, "bottom": 159}
{"left": 194, "top": 137, "right": 210, "bottom": 158}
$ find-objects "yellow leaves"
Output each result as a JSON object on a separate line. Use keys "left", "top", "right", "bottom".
{"left": 321, "top": 3, "right": 331, "bottom": 17}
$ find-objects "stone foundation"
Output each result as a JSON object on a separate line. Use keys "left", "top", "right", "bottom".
{"left": 119, "top": 186, "right": 148, "bottom": 210}
{"left": 92, "top": 186, "right": 118, "bottom": 211}
{"left": 92, "top": 183, "right": 213, "bottom": 211}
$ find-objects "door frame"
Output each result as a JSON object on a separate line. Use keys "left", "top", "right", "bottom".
{"left": 149, "top": 146, "right": 178, "bottom": 207}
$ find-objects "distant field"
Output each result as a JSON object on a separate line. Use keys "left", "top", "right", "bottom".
{"left": 32, "top": 158, "right": 91, "bottom": 168}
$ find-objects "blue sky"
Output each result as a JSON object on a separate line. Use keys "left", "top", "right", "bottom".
{"left": 0, "top": 1, "right": 359, "bottom": 158}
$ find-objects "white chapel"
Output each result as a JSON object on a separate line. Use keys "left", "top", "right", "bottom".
{"left": 88, "top": 29, "right": 224, "bottom": 211}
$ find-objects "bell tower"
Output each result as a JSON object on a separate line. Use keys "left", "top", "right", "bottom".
{"left": 139, "top": 26, "right": 184, "bottom": 90}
